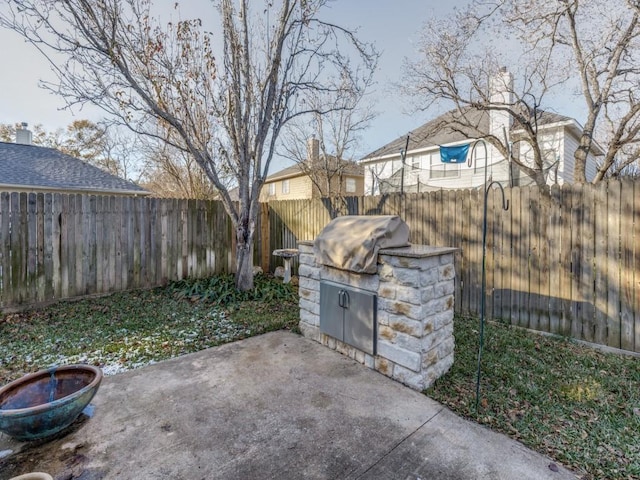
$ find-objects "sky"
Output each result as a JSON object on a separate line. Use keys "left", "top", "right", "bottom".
{"left": 0, "top": 0, "right": 584, "bottom": 173}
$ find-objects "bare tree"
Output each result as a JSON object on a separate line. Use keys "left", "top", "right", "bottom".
{"left": 401, "top": 3, "right": 566, "bottom": 191}
{"left": 404, "top": 0, "right": 640, "bottom": 185}
{"left": 502, "top": 0, "right": 640, "bottom": 182}
{"left": 1, "top": 0, "right": 377, "bottom": 290}
{"left": 97, "top": 125, "right": 149, "bottom": 182}
{"left": 140, "top": 137, "right": 222, "bottom": 199}
{"left": 279, "top": 88, "right": 374, "bottom": 217}
{"left": 56, "top": 120, "right": 145, "bottom": 181}
{"left": 56, "top": 119, "right": 107, "bottom": 162}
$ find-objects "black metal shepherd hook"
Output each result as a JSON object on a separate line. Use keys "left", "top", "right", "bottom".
{"left": 475, "top": 180, "right": 509, "bottom": 412}
{"left": 469, "top": 139, "right": 489, "bottom": 188}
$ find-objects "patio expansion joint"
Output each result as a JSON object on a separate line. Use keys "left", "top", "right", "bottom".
{"left": 353, "top": 405, "right": 445, "bottom": 479}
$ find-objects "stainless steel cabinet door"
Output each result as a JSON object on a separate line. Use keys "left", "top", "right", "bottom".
{"left": 320, "top": 281, "right": 344, "bottom": 340}
{"left": 320, "top": 281, "right": 377, "bottom": 356}
{"left": 343, "top": 287, "right": 376, "bottom": 356}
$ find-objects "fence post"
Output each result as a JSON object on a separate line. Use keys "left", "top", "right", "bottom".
{"left": 260, "top": 202, "right": 270, "bottom": 274}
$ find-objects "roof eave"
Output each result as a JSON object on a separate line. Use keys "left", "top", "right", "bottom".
{"left": 265, "top": 170, "right": 305, "bottom": 182}
{"left": 360, "top": 138, "right": 481, "bottom": 164}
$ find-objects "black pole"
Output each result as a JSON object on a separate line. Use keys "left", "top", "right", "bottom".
{"left": 475, "top": 180, "right": 509, "bottom": 412}
{"left": 399, "top": 135, "right": 410, "bottom": 194}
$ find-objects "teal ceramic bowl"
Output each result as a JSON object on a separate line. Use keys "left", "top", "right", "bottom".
{"left": 0, "top": 365, "right": 102, "bottom": 441}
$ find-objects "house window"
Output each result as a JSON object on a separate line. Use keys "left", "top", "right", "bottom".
{"left": 411, "top": 155, "right": 421, "bottom": 170}
{"left": 282, "top": 179, "right": 290, "bottom": 194}
{"left": 268, "top": 183, "right": 276, "bottom": 196}
{"left": 430, "top": 152, "right": 460, "bottom": 179}
{"left": 346, "top": 178, "right": 356, "bottom": 193}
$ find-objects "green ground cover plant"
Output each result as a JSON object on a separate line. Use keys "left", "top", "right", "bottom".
{"left": 428, "top": 315, "right": 640, "bottom": 480}
{"left": 0, "top": 274, "right": 298, "bottom": 381}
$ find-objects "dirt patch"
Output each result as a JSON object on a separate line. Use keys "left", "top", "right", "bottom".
{"left": 0, "top": 415, "right": 105, "bottom": 480}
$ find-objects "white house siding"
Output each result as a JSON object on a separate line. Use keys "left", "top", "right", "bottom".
{"left": 363, "top": 143, "right": 510, "bottom": 194}
{"left": 557, "top": 131, "right": 570, "bottom": 183}
{"left": 562, "top": 130, "right": 579, "bottom": 184}
{"left": 362, "top": 122, "right": 602, "bottom": 194}
{"left": 517, "top": 127, "right": 567, "bottom": 185}
{"left": 364, "top": 158, "right": 397, "bottom": 195}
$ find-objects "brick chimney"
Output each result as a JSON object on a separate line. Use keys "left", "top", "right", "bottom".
{"left": 16, "top": 122, "right": 32, "bottom": 145}
{"left": 307, "top": 135, "right": 320, "bottom": 165}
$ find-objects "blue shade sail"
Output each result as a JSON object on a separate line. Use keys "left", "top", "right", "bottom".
{"left": 439, "top": 143, "right": 470, "bottom": 164}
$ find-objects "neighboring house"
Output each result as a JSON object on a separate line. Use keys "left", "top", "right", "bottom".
{"left": 361, "top": 69, "right": 604, "bottom": 195}
{"left": 261, "top": 137, "right": 364, "bottom": 201}
{"left": 0, "top": 124, "right": 148, "bottom": 196}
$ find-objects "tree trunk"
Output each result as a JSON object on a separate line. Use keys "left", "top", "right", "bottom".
{"left": 235, "top": 224, "right": 255, "bottom": 291}
{"left": 573, "top": 140, "right": 590, "bottom": 184}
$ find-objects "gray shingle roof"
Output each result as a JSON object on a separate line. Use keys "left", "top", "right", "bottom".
{"left": 362, "top": 108, "right": 575, "bottom": 160}
{"left": 0, "top": 142, "right": 148, "bottom": 195}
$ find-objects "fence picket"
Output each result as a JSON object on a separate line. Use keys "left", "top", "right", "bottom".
{"left": 42, "top": 194, "right": 53, "bottom": 300}
{"left": 460, "top": 189, "right": 471, "bottom": 314}
{"left": 36, "top": 194, "right": 45, "bottom": 302}
{"left": 593, "top": 182, "right": 609, "bottom": 344}
{"left": 619, "top": 180, "right": 635, "bottom": 351}
{"left": 51, "top": 194, "right": 62, "bottom": 299}
{"left": 0, "top": 193, "right": 11, "bottom": 305}
{"left": 569, "top": 185, "right": 583, "bottom": 339}
{"left": 74, "top": 194, "right": 84, "bottom": 296}
{"left": 580, "top": 185, "right": 596, "bottom": 342}
{"left": 606, "top": 182, "right": 621, "bottom": 348}
{"left": 548, "top": 186, "right": 562, "bottom": 334}
{"left": 95, "top": 196, "right": 104, "bottom": 293}
{"left": 87, "top": 195, "right": 97, "bottom": 294}
{"left": 454, "top": 189, "right": 464, "bottom": 312}
{"left": 26, "top": 193, "right": 37, "bottom": 303}
{"left": 632, "top": 180, "right": 640, "bottom": 352}
{"left": 509, "top": 187, "right": 522, "bottom": 326}
{"left": 60, "top": 194, "right": 70, "bottom": 299}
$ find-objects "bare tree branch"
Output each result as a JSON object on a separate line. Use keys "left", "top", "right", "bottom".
{"left": 1, "top": 0, "right": 378, "bottom": 289}
{"left": 402, "top": 0, "right": 640, "bottom": 186}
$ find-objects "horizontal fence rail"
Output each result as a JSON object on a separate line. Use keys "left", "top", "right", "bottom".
{"left": 0, "top": 192, "right": 231, "bottom": 309}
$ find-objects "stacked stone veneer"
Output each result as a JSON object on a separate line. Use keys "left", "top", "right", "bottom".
{"left": 297, "top": 241, "right": 458, "bottom": 391}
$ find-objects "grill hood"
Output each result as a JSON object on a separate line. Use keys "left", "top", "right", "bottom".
{"left": 313, "top": 215, "right": 410, "bottom": 274}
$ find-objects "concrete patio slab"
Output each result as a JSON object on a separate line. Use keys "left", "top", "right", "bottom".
{"left": 0, "top": 331, "right": 577, "bottom": 480}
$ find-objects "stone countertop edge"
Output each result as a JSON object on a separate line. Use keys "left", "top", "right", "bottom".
{"left": 297, "top": 241, "right": 459, "bottom": 259}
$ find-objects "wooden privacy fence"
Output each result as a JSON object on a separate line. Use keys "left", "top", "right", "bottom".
{"left": 2, "top": 181, "right": 639, "bottom": 354}
{"left": 0, "top": 192, "right": 231, "bottom": 309}
{"left": 263, "top": 180, "right": 640, "bottom": 353}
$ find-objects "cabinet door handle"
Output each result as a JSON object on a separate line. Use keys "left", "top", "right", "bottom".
{"left": 339, "top": 290, "right": 349, "bottom": 308}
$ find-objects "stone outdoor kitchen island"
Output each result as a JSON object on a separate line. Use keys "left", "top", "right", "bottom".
{"left": 297, "top": 216, "right": 458, "bottom": 391}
